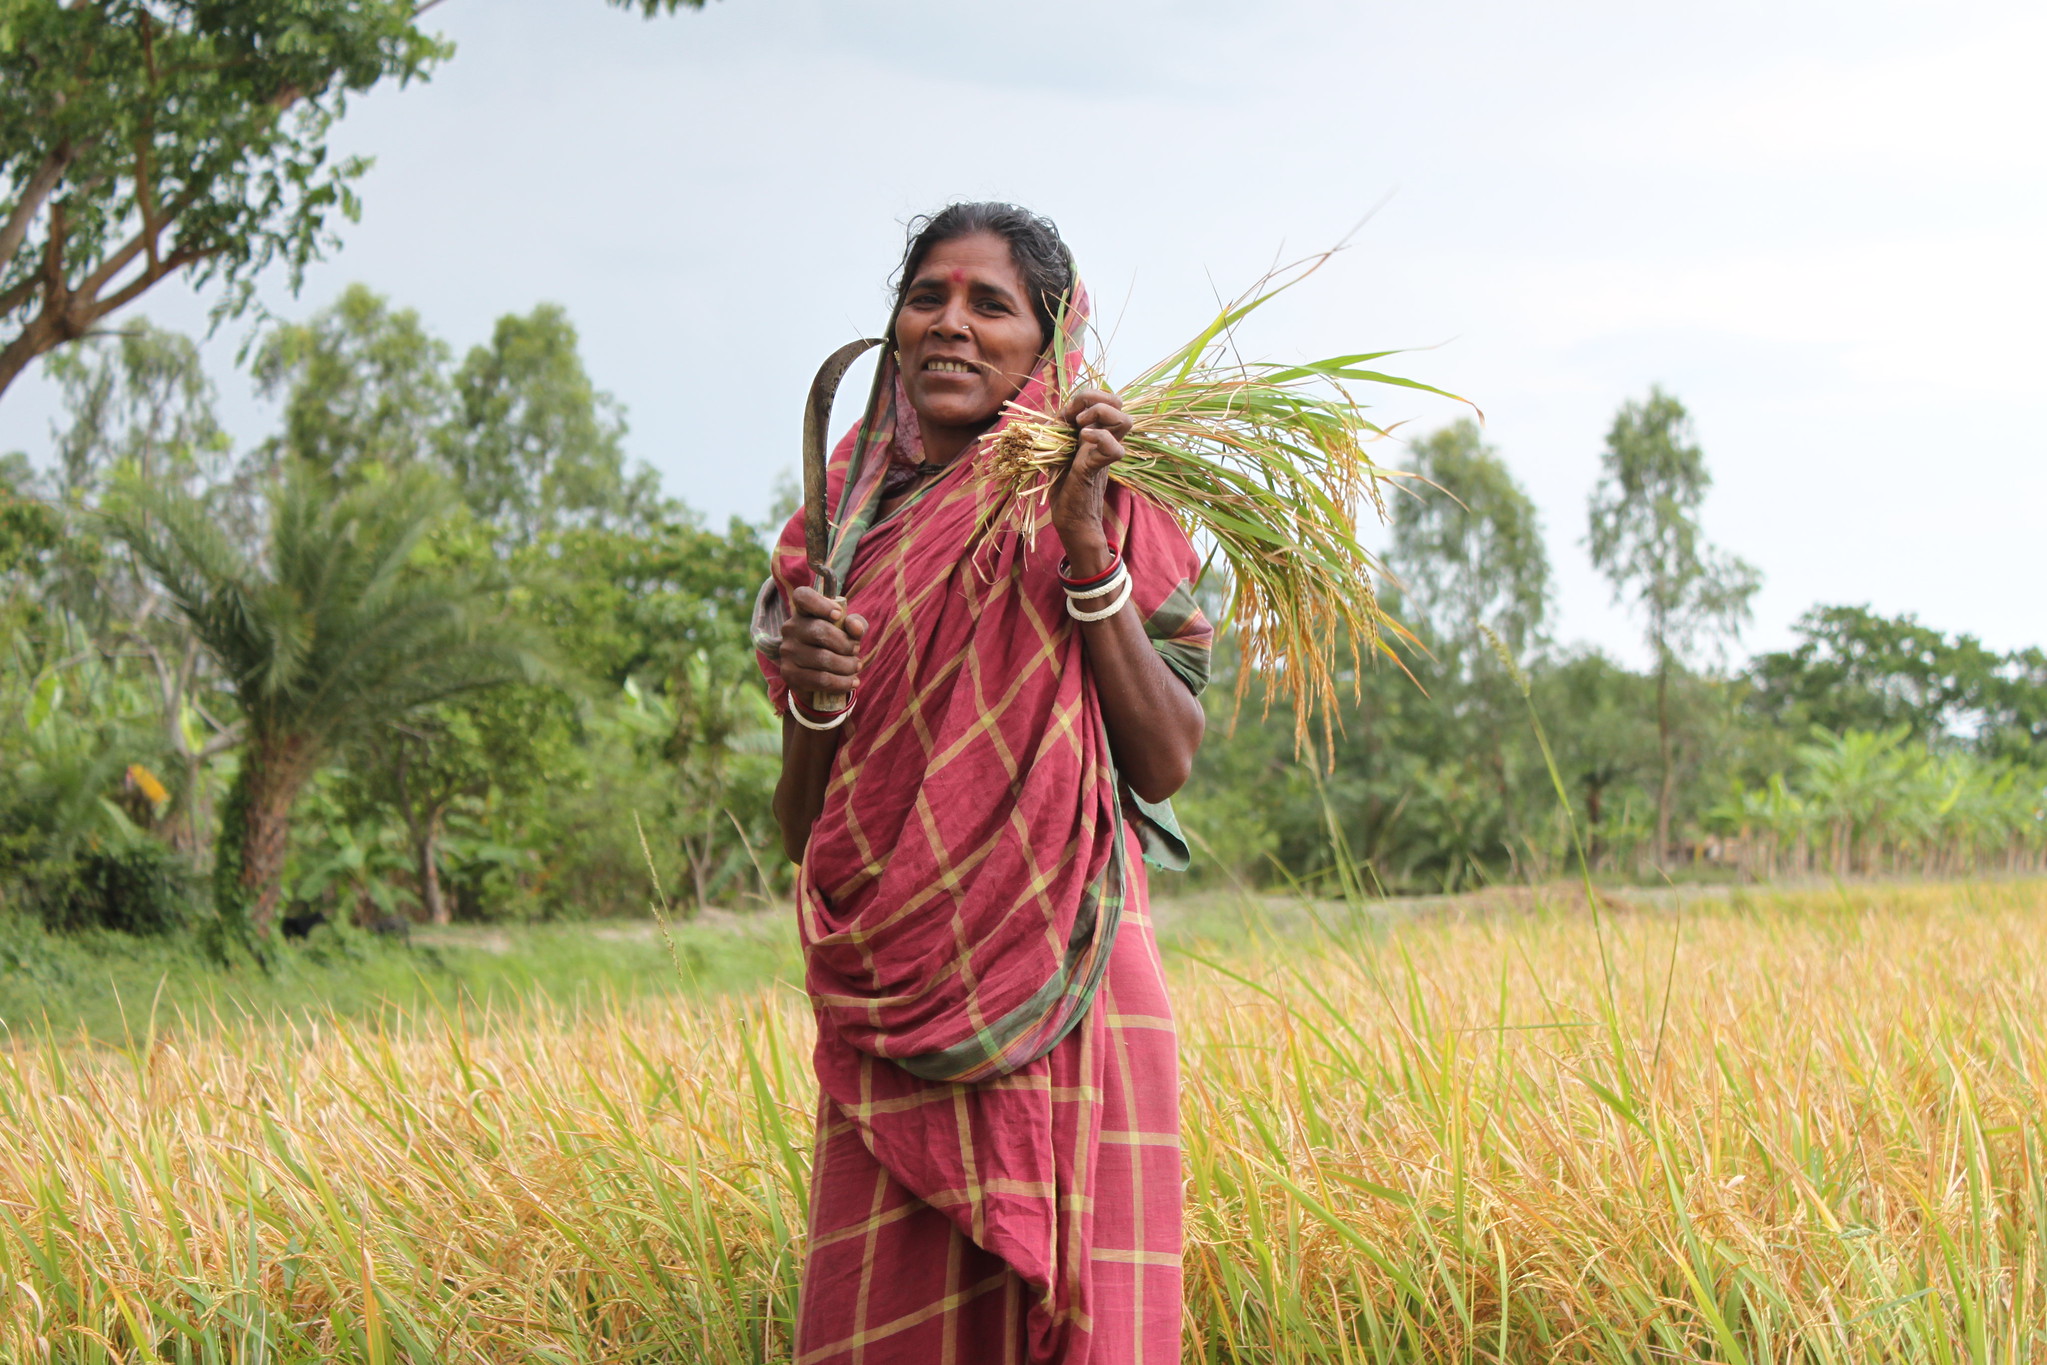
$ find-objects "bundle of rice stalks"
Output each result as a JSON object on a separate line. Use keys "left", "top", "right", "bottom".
{"left": 979, "top": 250, "right": 1470, "bottom": 752}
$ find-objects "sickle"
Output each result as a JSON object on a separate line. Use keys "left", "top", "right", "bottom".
{"left": 803, "top": 337, "right": 884, "bottom": 599}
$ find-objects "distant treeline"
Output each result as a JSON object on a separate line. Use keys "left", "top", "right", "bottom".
{"left": 1183, "top": 415, "right": 2046, "bottom": 893}
{"left": 4, "top": 295, "right": 2043, "bottom": 950}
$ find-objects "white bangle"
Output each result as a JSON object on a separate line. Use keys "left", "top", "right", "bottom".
{"left": 1067, "top": 574, "right": 1134, "bottom": 623}
{"left": 791, "top": 697, "right": 855, "bottom": 730}
{"left": 1063, "top": 562, "right": 1130, "bottom": 601}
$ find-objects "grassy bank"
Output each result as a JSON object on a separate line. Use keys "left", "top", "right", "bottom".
{"left": 3, "top": 879, "right": 2045, "bottom": 1360}
{"left": 0, "top": 911, "right": 800, "bottom": 1043}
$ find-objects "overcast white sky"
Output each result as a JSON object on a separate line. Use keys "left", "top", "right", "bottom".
{"left": 4, "top": 0, "right": 2041, "bottom": 665}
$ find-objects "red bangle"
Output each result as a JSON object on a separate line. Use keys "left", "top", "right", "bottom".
{"left": 1059, "top": 548, "right": 1122, "bottom": 590}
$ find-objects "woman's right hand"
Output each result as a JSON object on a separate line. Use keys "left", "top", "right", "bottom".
{"left": 779, "top": 585, "right": 866, "bottom": 699}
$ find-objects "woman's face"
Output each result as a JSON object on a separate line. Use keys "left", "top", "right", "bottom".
{"left": 894, "top": 231, "right": 1045, "bottom": 442}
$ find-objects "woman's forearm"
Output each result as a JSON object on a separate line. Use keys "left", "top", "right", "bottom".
{"left": 773, "top": 716, "right": 844, "bottom": 862}
{"left": 1065, "top": 536, "right": 1204, "bottom": 803}
{"left": 1081, "top": 607, "right": 1205, "bottom": 803}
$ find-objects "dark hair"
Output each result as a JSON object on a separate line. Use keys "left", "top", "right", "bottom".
{"left": 889, "top": 202, "right": 1075, "bottom": 347}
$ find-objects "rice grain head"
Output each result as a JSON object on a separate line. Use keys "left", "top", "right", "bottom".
{"left": 975, "top": 249, "right": 1469, "bottom": 753}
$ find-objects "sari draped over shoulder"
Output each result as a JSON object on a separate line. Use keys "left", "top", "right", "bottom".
{"left": 755, "top": 288, "right": 1211, "bottom": 1361}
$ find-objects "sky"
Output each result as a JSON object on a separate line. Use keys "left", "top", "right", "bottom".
{"left": 3, "top": 0, "right": 2041, "bottom": 667}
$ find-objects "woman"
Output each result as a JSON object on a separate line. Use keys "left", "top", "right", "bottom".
{"left": 755, "top": 202, "right": 1211, "bottom": 1364}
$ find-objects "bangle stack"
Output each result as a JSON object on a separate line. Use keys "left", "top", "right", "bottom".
{"left": 790, "top": 695, "right": 855, "bottom": 731}
{"left": 1061, "top": 550, "right": 1134, "bottom": 623}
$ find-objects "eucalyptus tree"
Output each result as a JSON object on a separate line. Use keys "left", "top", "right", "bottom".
{"left": 1587, "top": 387, "right": 1759, "bottom": 864}
{"left": 445, "top": 304, "right": 659, "bottom": 546}
{"left": 1388, "top": 418, "right": 1553, "bottom": 865}
{"left": 105, "top": 460, "right": 541, "bottom": 936}
{"left": 251, "top": 283, "right": 450, "bottom": 477}
{"left": 1391, "top": 418, "right": 1550, "bottom": 664}
{"left": 43, "top": 319, "right": 229, "bottom": 503}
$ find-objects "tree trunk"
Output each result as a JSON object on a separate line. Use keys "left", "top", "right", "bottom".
{"left": 416, "top": 805, "right": 450, "bottom": 926}
{"left": 683, "top": 823, "right": 711, "bottom": 914}
{"left": 175, "top": 749, "right": 208, "bottom": 857}
{"left": 219, "top": 734, "right": 315, "bottom": 936}
{"left": 0, "top": 310, "right": 66, "bottom": 400}
{"left": 1654, "top": 654, "right": 1674, "bottom": 868}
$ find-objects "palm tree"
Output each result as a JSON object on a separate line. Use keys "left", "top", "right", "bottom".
{"left": 105, "top": 461, "right": 540, "bottom": 936}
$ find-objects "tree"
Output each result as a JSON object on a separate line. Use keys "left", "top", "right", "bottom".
{"left": 0, "top": 454, "right": 60, "bottom": 577}
{"left": 523, "top": 515, "right": 768, "bottom": 689}
{"left": 1, "top": 0, "right": 717, "bottom": 402}
{"left": 0, "top": 1, "right": 450, "bottom": 398}
{"left": 1533, "top": 649, "right": 1656, "bottom": 857}
{"left": 1391, "top": 418, "right": 1549, "bottom": 663}
{"left": 1750, "top": 604, "right": 2006, "bottom": 746}
{"left": 1384, "top": 419, "right": 1552, "bottom": 869}
{"left": 1985, "top": 647, "right": 2047, "bottom": 767}
{"left": 43, "top": 318, "right": 229, "bottom": 503}
{"left": 251, "top": 283, "right": 449, "bottom": 477}
{"left": 1586, "top": 387, "right": 1759, "bottom": 864}
{"left": 444, "top": 304, "right": 657, "bottom": 545}
{"left": 104, "top": 460, "right": 540, "bottom": 936}
{"left": 29, "top": 322, "right": 243, "bottom": 850}
{"left": 251, "top": 286, "right": 661, "bottom": 535}
{"left": 350, "top": 686, "right": 564, "bottom": 925}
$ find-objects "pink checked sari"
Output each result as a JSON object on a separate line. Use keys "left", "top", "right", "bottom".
{"left": 756, "top": 290, "right": 1211, "bottom": 1363}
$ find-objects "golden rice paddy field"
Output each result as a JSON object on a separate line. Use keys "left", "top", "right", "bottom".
{"left": 3, "top": 880, "right": 2044, "bottom": 1362}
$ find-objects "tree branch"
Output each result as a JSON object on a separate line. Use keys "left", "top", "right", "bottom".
{"left": 199, "top": 721, "right": 247, "bottom": 759}
{"left": 0, "top": 147, "right": 70, "bottom": 273}
{"left": 0, "top": 276, "right": 37, "bottom": 316}
{"left": 92, "top": 244, "right": 208, "bottom": 319}
{"left": 134, "top": 136, "right": 162, "bottom": 277}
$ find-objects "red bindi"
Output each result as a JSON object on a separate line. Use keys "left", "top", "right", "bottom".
{"left": 949, "top": 267, "right": 966, "bottom": 284}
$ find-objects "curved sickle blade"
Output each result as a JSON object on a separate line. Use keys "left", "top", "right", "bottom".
{"left": 803, "top": 337, "right": 885, "bottom": 596}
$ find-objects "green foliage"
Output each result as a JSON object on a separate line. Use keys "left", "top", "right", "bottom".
{"left": 251, "top": 282, "right": 451, "bottom": 476}
{"left": 1707, "top": 727, "right": 2045, "bottom": 879}
{"left": 521, "top": 515, "right": 767, "bottom": 687}
{"left": 0, "top": 455, "right": 59, "bottom": 571}
{"left": 104, "top": 460, "right": 544, "bottom": 931}
{"left": 0, "top": 634, "right": 202, "bottom": 935}
{"left": 1391, "top": 417, "right": 1549, "bottom": 660}
{"left": 35, "top": 840, "right": 194, "bottom": 935}
{"left": 108, "top": 461, "right": 539, "bottom": 753}
{"left": 446, "top": 303, "right": 659, "bottom": 544}
{"left": 1749, "top": 604, "right": 2046, "bottom": 764}
{"left": 1585, "top": 386, "right": 1760, "bottom": 663}
{"left": 0, "top": 0, "right": 452, "bottom": 393}
{"left": 44, "top": 318, "right": 230, "bottom": 498}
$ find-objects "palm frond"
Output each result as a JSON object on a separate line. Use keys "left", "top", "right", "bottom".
{"left": 104, "top": 459, "right": 547, "bottom": 753}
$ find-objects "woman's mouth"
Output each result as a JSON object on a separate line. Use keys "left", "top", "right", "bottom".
{"left": 923, "top": 359, "right": 978, "bottom": 374}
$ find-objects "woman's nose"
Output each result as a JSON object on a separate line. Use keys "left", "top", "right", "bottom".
{"left": 934, "top": 299, "right": 973, "bottom": 339}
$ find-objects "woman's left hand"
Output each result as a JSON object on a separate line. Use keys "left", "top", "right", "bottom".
{"left": 1047, "top": 387, "right": 1131, "bottom": 576}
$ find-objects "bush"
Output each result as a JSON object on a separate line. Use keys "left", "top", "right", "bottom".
{"left": 33, "top": 841, "right": 197, "bottom": 936}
